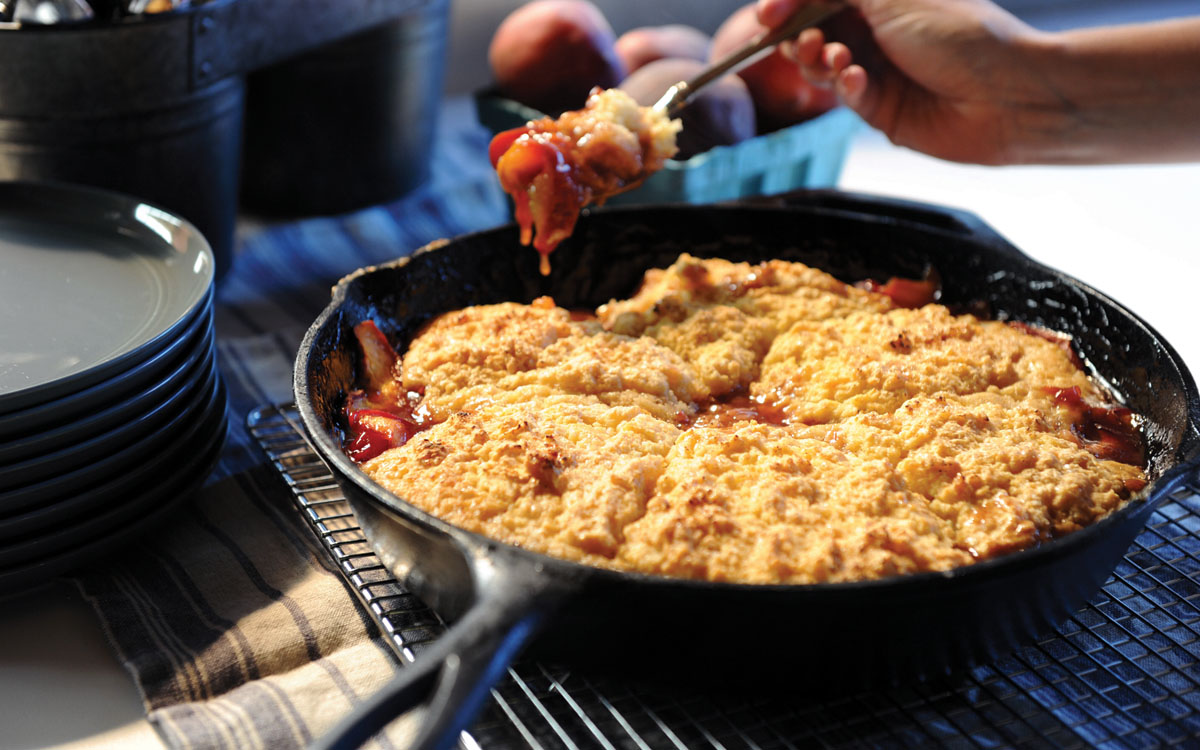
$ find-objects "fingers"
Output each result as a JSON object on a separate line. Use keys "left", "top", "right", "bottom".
{"left": 822, "top": 41, "right": 854, "bottom": 82}
{"left": 758, "top": 0, "right": 875, "bottom": 117}
{"left": 778, "top": 26, "right": 823, "bottom": 65}
{"left": 781, "top": 28, "right": 855, "bottom": 90}
{"left": 835, "top": 64, "right": 869, "bottom": 110}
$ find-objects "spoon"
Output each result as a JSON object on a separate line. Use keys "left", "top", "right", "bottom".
{"left": 654, "top": 1, "right": 846, "bottom": 116}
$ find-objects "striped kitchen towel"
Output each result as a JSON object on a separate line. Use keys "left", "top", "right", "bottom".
{"left": 72, "top": 95, "right": 508, "bottom": 750}
{"left": 73, "top": 463, "right": 421, "bottom": 750}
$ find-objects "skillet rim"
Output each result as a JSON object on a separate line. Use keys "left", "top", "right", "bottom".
{"left": 295, "top": 199, "right": 1200, "bottom": 596}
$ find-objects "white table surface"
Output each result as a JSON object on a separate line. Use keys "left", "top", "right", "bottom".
{"left": 838, "top": 129, "right": 1200, "bottom": 373}
{"left": 0, "top": 581, "right": 163, "bottom": 749}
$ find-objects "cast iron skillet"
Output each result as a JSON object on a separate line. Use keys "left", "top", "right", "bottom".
{"left": 295, "top": 192, "right": 1200, "bottom": 750}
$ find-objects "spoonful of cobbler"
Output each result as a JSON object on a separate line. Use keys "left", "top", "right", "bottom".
{"left": 488, "top": 2, "right": 845, "bottom": 275}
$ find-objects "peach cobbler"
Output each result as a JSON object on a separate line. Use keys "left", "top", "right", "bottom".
{"left": 489, "top": 87, "right": 680, "bottom": 274}
{"left": 342, "top": 254, "right": 1145, "bottom": 585}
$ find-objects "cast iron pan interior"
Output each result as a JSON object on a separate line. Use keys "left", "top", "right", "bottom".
{"left": 296, "top": 192, "right": 1200, "bottom": 750}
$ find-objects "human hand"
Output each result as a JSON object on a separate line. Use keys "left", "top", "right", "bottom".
{"left": 756, "top": 0, "right": 1045, "bottom": 164}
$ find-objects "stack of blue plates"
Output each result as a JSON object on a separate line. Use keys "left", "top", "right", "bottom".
{"left": 0, "top": 182, "right": 228, "bottom": 594}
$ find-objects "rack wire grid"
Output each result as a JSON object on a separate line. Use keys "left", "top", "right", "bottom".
{"left": 248, "top": 403, "right": 1200, "bottom": 749}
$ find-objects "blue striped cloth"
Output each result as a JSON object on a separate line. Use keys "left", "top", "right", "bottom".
{"left": 72, "top": 96, "right": 510, "bottom": 750}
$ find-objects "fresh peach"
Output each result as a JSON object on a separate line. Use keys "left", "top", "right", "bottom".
{"left": 488, "top": 0, "right": 626, "bottom": 114}
{"left": 615, "top": 24, "right": 710, "bottom": 75}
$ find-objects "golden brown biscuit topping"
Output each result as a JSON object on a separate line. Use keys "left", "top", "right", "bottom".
{"left": 343, "top": 255, "right": 1145, "bottom": 584}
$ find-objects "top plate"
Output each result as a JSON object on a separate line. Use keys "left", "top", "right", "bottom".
{"left": 0, "top": 182, "right": 214, "bottom": 412}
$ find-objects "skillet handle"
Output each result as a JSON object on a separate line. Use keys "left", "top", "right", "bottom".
{"left": 309, "top": 556, "right": 570, "bottom": 750}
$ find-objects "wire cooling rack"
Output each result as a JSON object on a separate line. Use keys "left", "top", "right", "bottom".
{"left": 248, "top": 403, "right": 1200, "bottom": 749}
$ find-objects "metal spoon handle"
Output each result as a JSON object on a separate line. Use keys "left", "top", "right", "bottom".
{"left": 654, "top": 1, "right": 845, "bottom": 116}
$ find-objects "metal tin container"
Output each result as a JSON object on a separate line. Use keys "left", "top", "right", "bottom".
{"left": 0, "top": 77, "right": 244, "bottom": 280}
{"left": 0, "top": 0, "right": 449, "bottom": 280}
{"left": 241, "top": 3, "right": 449, "bottom": 216}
